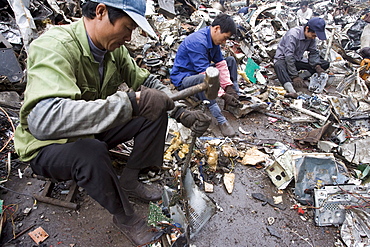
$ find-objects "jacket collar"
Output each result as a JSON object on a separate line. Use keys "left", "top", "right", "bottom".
{"left": 299, "top": 26, "right": 307, "bottom": 40}
{"left": 205, "top": 26, "right": 214, "bottom": 48}
{"left": 71, "top": 18, "right": 96, "bottom": 61}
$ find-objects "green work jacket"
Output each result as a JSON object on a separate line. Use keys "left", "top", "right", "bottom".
{"left": 14, "top": 18, "right": 150, "bottom": 161}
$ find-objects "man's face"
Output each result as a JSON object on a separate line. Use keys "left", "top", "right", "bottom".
{"left": 301, "top": 5, "right": 308, "bottom": 13}
{"left": 211, "top": 26, "right": 232, "bottom": 46}
{"left": 304, "top": 26, "right": 317, "bottom": 39}
{"left": 94, "top": 4, "right": 138, "bottom": 51}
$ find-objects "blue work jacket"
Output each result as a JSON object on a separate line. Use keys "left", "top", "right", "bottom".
{"left": 170, "top": 26, "right": 224, "bottom": 87}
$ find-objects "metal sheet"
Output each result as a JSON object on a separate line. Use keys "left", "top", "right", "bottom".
{"left": 0, "top": 48, "right": 23, "bottom": 82}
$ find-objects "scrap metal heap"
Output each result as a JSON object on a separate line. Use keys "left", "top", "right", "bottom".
{"left": 1, "top": 0, "right": 370, "bottom": 246}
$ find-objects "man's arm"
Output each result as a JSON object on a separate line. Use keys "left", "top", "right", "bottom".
{"left": 215, "top": 60, "right": 233, "bottom": 91}
{"left": 307, "top": 40, "right": 321, "bottom": 67}
{"left": 27, "top": 93, "right": 134, "bottom": 140}
{"left": 141, "top": 74, "right": 185, "bottom": 113}
{"left": 282, "top": 33, "right": 300, "bottom": 78}
{"left": 186, "top": 39, "right": 213, "bottom": 73}
{"left": 24, "top": 35, "right": 137, "bottom": 140}
{"left": 142, "top": 74, "right": 171, "bottom": 94}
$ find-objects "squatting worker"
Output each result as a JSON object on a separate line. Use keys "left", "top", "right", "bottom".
{"left": 274, "top": 17, "right": 330, "bottom": 98}
{"left": 170, "top": 14, "right": 239, "bottom": 138}
{"left": 14, "top": 0, "right": 211, "bottom": 245}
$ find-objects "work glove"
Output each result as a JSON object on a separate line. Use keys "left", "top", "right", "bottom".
{"left": 292, "top": 76, "right": 304, "bottom": 88}
{"left": 224, "top": 85, "right": 238, "bottom": 98}
{"left": 175, "top": 107, "right": 211, "bottom": 137}
{"left": 315, "top": 65, "right": 325, "bottom": 75}
{"left": 138, "top": 85, "right": 174, "bottom": 121}
{"left": 221, "top": 93, "right": 240, "bottom": 107}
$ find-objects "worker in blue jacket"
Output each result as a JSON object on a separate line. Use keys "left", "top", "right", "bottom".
{"left": 171, "top": 14, "right": 240, "bottom": 137}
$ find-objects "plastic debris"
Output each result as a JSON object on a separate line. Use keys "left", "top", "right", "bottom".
{"left": 340, "top": 137, "right": 370, "bottom": 165}
{"left": 273, "top": 196, "right": 283, "bottom": 205}
{"left": 265, "top": 150, "right": 301, "bottom": 190}
{"left": 252, "top": 193, "right": 286, "bottom": 210}
{"left": 293, "top": 153, "right": 349, "bottom": 205}
{"left": 221, "top": 144, "right": 238, "bottom": 158}
{"left": 241, "top": 146, "right": 268, "bottom": 166}
{"left": 206, "top": 144, "right": 218, "bottom": 172}
{"left": 204, "top": 181, "right": 214, "bottom": 193}
{"left": 267, "top": 217, "right": 275, "bottom": 225}
{"left": 266, "top": 225, "right": 281, "bottom": 238}
{"left": 309, "top": 72, "right": 329, "bottom": 93}
{"left": 223, "top": 173, "right": 235, "bottom": 194}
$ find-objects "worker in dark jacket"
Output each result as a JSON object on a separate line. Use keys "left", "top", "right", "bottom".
{"left": 274, "top": 17, "right": 330, "bottom": 98}
{"left": 14, "top": 0, "right": 210, "bottom": 245}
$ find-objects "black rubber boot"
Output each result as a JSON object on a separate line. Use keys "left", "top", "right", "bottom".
{"left": 113, "top": 213, "right": 159, "bottom": 245}
{"left": 119, "top": 167, "right": 162, "bottom": 202}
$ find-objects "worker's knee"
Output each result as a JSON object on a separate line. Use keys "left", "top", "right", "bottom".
{"left": 180, "top": 74, "right": 206, "bottom": 89}
{"left": 273, "top": 60, "right": 287, "bottom": 72}
{"left": 70, "top": 139, "right": 110, "bottom": 170}
{"left": 225, "top": 56, "right": 236, "bottom": 66}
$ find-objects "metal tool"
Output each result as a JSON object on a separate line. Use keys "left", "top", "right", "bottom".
{"left": 170, "top": 67, "right": 220, "bottom": 101}
{"left": 182, "top": 100, "right": 209, "bottom": 177}
{"left": 180, "top": 100, "right": 216, "bottom": 240}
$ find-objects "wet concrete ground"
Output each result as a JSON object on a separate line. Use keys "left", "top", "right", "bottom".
{"left": 0, "top": 109, "right": 340, "bottom": 247}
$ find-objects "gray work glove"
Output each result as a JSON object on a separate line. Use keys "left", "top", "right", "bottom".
{"left": 138, "top": 85, "right": 174, "bottom": 121}
{"left": 225, "top": 85, "right": 238, "bottom": 98}
{"left": 174, "top": 107, "right": 211, "bottom": 137}
{"left": 292, "top": 76, "right": 304, "bottom": 88}
{"left": 222, "top": 93, "right": 240, "bottom": 107}
{"left": 315, "top": 65, "right": 325, "bottom": 75}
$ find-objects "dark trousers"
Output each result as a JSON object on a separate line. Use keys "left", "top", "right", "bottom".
{"left": 274, "top": 59, "right": 330, "bottom": 85}
{"left": 30, "top": 114, "right": 168, "bottom": 216}
{"left": 178, "top": 56, "right": 240, "bottom": 99}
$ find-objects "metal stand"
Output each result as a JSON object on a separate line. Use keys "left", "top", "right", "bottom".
{"left": 33, "top": 180, "right": 79, "bottom": 210}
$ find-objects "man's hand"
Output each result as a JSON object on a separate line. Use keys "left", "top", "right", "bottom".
{"left": 221, "top": 93, "right": 240, "bottom": 107}
{"left": 138, "top": 86, "right": 174, "bottom": 121}
{"left": 178, "top": 109, "right": 211, "bottom": 137}
{"left": 292, "top": 76, "right": 304, "bottom": 88}
{"left": 315, "top": 65, "right": 325, "bottom": 75}
{"left": 224, "top": 85, "right": 238, "bottom": 98}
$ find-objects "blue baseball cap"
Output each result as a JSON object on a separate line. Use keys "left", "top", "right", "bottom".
{"left": 92, "top": 0, "right": 157, "bottom": 38}
{"left": 307, "top": 17, "right": 326, "bottom": 40}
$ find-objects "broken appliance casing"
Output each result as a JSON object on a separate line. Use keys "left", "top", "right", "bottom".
{"left": 266, "top": 160, "right": 293, "bottom": 190}
{"left": 292, "top": 153, "right": 349, "bottom": 205}
{"left": 314, "top": 184, "right": 370, "bottom": 227}
{"left": 265, "top": 150, "right": 301, "bottom": 190}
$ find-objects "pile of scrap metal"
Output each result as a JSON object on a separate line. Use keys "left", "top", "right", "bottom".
{"left": 264, "top": 145, "right": 370, "bottom": 246}
{"left": 3, "top": 0, "right": 368, "bottom": 91}
{"left": 2, "top": 0, "right": 370, "bottom": 245}
{"left": 0, "top": 0, "right": 80, "bottom": 92}
{"left": 227, "top": 0, "right": 370, "bottom": 65}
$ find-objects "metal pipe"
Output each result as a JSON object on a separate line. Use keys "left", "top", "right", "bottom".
{"left": 289, "top": 104, "right": 328, "bottom": 122}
